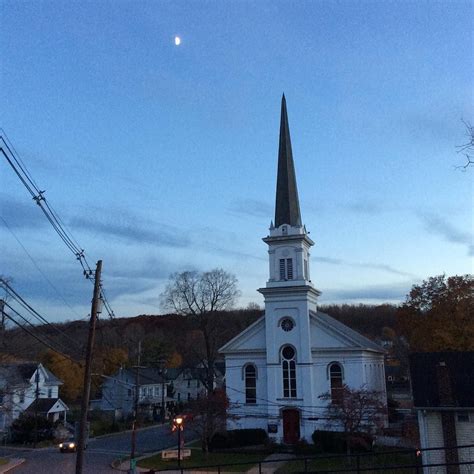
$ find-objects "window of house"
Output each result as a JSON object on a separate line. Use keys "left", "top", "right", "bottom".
{"left": 128, "top": 389, "right": 132, "bottom": 397}
{"left": 177, "top": 393, "right": 181, "bottom": 401}
{"left": 155, "top": 387, "right": 160, "bottom": 397}
{"left": 47, "top": 388, "right": 52, "bottom": 398}
{"left": 279, "top": 258, "right": 294, "bottom": 280}
{"left": 187, "top": 393, "right": 191, "bottom": 401}
{"left": 19, "top": 391, "right": 25, "bottom": 403}
{"left": 457, "top": 412, "right": 470, "bottom": 422}
{"left": 281, "top": 346, "right": 297, "bottom": 398}
{"left": 196, "top": 380, "right": 200, "bottom": 388}
{"left": 329, "top": 363, "right": 343, "bottom": 405}
{"left": 187, "top": 380, "right": 191, "bottom": 388}
{"left": 304, "top": 259, "right": 308, "bottom": 280}
{"left": 244, "top": 364, "right": 257, "bottom": 404}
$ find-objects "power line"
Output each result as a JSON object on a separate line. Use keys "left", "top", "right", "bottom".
{"left": 1, "top": 279, "right": 85, "bottom": 356}
{"left": 0, "top": 130, "right": 116, "bottom": 319}
{"left": 2, "top": 306, "right": 81, "bottom": 365}
{"left": 0, "top": 218, "right": 84, "bottom": 319}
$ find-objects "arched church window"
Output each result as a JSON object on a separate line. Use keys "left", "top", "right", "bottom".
{"left": 281, "top": 345, "right": 297, "bottom": 398}
{"left": 329, "top": 363, "right": 343, "bottom": 405}
{"left": 244, "top": 364, "right": 257, "bottom": 404}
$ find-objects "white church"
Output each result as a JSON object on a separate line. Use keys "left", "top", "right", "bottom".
{"left": 219, "top": 96, "right": 387, "bottom": 444}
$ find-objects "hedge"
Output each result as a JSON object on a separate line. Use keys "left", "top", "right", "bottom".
{"left": 210, "top": 429, "right": 268, "bottom": 450}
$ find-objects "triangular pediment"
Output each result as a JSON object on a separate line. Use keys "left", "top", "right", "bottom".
{"left": 310, "top": 311, "right": 384, "bottom": 352}
{"left": 219, "top": 316, "right": 266, "bottom": 354}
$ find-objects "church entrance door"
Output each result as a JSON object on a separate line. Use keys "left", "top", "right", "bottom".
{"left": 282, "top": 409, "right": 300, "bottom": 444}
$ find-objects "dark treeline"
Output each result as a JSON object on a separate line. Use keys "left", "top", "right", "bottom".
{"left": 319, "top": 303, "right": 398, "bottom": 339}
{"left": 1, "top": 304, "right": 396, "bottom": 366}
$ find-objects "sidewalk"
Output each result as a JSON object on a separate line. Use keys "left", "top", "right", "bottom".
{"left": 0, "top": 458, "right": 25, "bottom": 473}
{"left": 246, "top": 452, "right": 294, "bottom": 474}
{"left": 114, "top": 452, "right": 294, "bottom": 474}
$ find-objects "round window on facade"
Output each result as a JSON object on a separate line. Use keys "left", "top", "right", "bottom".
{"left": 282, "top": 345, "right": 295, "bottom": 360}
{"left": 281, "top": 318, "right": 294, "bottom": 332}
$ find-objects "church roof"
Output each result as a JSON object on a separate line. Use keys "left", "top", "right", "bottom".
{"left": 219, "top": 311, "right": 384, "bottom": 354}
{"left": 274, "top": 94, "right": 302, "bottom": 227}
{"left": 310, "top": 311, "right": 384, "bottom": 353}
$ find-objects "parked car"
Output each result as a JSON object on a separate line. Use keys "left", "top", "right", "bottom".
{"left": 59, "top": 436, "right": 76, "bottom": 453}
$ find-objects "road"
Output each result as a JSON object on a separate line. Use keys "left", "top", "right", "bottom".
{"left": 3, "top": 422, "right": 188, "bottom": 473}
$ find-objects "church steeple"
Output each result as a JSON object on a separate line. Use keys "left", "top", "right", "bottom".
{"left": 275, "top": 94, "right": 302, "bottom": 228}
{"left": 263, "top": 96, "right": 316, "bottom": 288}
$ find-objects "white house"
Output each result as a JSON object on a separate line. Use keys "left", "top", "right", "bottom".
{"left": 219, "top": 96, "right": 386, "bottom": 444}
{"left": 0, "top": 362, "right": 68, "bottom": 428}
{"left": 410, "top": 352, "right": 474, "bottom": 474}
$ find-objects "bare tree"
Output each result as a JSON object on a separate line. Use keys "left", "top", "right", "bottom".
{"left": 319, "top": 385, "right": 386, "bottom": 454}
{"left": 187, "top": 388, "right": 236, "bottom": 454}
{"left": 161, "top": 268, "right": 240, "bottom": 392}
{"left": 456, "top": 119, "right": 474, "bottom": 170}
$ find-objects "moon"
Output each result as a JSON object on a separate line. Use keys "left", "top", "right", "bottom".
{"left": 174, "top": 36, "right": 181, "bottom": 46}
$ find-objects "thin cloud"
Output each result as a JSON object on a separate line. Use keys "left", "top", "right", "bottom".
{"left": 314, "top": 256, "right": 413, "bottom": 277}
{"left": 70, "top": 215, "right": 190, "bottom": 248}
{"left": 0, "top": 194, "right": 48, "bottom": 229}
{"left": 344, "top": 200, "right": 384, "bottom": 215}
{"left": 207, "top": 244, "right": 266, "bottom": 262}
{"left": 418, "top": 212, "right": 473, "bottom": 256}
{"left": 322, "top": 282, "right": 411, "bottom": 303}
{"left": 228, "top": 199, "right": 273, "bottom": 219}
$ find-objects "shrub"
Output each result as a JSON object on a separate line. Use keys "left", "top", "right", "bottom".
{"left": 210, "top": 429, "right": 268, "bottom": 450}
{"left": 10, "top": 414, "right": 54, "bottom": 444}
{"left": 312, "top": 430, "right": 374, "bottom": 453}
{"left": 312, "top": 430, "right": 347, "bottom": 453}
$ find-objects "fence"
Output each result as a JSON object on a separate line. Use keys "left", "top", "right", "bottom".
{"left": 153, "top": 444, "right": 474, "bottom": 473}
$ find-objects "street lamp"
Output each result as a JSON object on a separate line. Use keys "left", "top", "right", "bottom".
{"left": 174, "top": 416, "right": 184, "bottom": 467}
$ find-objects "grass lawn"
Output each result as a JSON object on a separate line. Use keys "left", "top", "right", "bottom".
{"left": 276, "top": 448, "right": 420, "bottom": 473}
{"left": 138, "top": 447, "right": 267, "bottom": 472}
{"left": 0, "top": 458, "right": 8, "bottom": 466}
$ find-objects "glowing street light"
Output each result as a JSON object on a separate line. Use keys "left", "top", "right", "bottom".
{"left": 174, "top": 416, "right": 184, "bottom": 467}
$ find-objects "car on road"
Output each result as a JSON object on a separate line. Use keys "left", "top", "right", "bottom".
{"left": 59, "top": 436, "right": 77, "bottom": 453}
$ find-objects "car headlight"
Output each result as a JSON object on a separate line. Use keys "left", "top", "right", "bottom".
{"left": 59, "top": 443, "right": 64, "bottom": 448}
{"left": 69, "top": 443, "right": 75, "bottom": 448}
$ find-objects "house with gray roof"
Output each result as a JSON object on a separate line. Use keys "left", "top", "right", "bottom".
{"left": 0, "top": 362, "right": 68, "bottom": 428}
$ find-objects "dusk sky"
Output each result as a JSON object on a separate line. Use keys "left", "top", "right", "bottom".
{"left": 1, "top": 1, "right": 472, "bottom": 323}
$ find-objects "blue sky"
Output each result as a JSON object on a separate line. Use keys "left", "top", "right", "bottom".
{"left": 1, "top": 0, "right": 472, "bottom": 322}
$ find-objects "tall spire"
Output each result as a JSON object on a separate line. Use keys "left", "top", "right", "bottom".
{"left": 274, "top": 94, "right": 302, "bottom": 227}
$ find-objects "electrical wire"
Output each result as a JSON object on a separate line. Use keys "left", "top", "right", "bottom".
{"left": 1, "top": 279, "right": 86, "bottom": 355}
{"left": 0, "top": 216, "right": 84, "bottom": 320}
{"left": 1, "top": 306, "right": 81, "bottom": 365}
{"left": 0, "top": 130, "right": 116, "bottom": 319}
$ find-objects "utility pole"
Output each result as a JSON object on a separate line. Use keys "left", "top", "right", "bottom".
{"left": 75, "top": 260, "right": 102, "bottom": 474}
{"left": 33, "top": 368, "right": 39, "bottom": 448}
{"left": 130, "top": 340, "right": 141, "bottom": 474}
{"left": 159, "top": 359, "right": 167, "bottom": 422}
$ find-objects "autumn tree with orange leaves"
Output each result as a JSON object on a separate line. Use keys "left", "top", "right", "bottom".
{"left": 397, "top": 274, "right": 474, "bottom": 352}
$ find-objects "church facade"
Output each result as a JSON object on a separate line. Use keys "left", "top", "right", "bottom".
{"left": 219, "top": 96, "right": 386, "bottom": 444}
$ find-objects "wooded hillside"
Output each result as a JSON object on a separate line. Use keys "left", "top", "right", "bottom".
{"left": 0, "top": 304, "right": 397, "bottom": 401}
